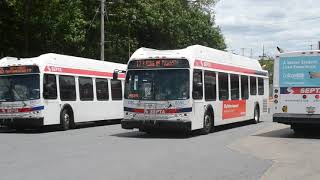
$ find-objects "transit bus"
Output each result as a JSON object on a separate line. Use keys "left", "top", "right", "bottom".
{"left": 0, "top": 53, "right": 126, "bottom": 130}
{"left": 119, "top": 45, "right": 269, "bottom": 134}
{"left": 273, "top": 50, "right": 320, "bottom": 133}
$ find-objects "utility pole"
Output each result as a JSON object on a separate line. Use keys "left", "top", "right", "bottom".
{"left": 100, "top": 0, "right": 105, "bottom": 61}
{"left": 240, "top": 48, "right": 245, "bottom": 56}
{"left": 309, "top": 44, "right": 313, "bottom": 50}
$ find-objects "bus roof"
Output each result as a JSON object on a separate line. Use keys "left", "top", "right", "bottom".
{"left": 129, "top": 45, "right": 267, "bottom": 76}
{"left": 0, "top": 53, "right": 127, "bottom": 78}
{"left": 277, "top": 50, "right": 320, "bottom": 58}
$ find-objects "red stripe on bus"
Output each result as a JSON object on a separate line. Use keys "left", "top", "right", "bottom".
{"left": 44, "top": 66, "right": 125, "bottom": 78}
{"left": 194, "top": 60, "right": 257, "bottom": 75}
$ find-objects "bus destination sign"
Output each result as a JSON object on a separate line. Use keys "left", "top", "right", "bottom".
{"left": 0, "top": 66, "right": 40, "bottom": 75}
{"left": 128, "top": 59, "right": 189, "bottom": 69}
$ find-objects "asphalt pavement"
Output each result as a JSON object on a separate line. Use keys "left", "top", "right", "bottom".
{"left": 0, "top": 115, "right": 318, "bottom": 180}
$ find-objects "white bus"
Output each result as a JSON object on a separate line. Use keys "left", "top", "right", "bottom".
{"left": 119, "top": 45, "right": 269, "bottom": 134}
{"left": 273, "top": 50, "right": 320, "bottom": 132}
{"left": 0, "top": 53, "right": 126, "bottom": 130}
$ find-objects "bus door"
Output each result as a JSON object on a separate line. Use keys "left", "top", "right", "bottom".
{"left": 43, "top": 74, "right": 61, "bottom": 125}
{"left": 192, "top": 69, "right": 205, "bottom": 129}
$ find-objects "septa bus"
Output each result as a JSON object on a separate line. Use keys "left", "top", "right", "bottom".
{"left": 273, "top": 50, "right": 320, "bottom": 132}
{"left": 0, "top": 53, "right": 126, "bottom": 130}
{"left": 118, "top": 45, "right": 269, "bottom": 134}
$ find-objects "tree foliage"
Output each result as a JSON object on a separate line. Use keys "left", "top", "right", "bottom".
{"left": 0, "top": 0, "right": 225, "bottom": 63}
{"left": 259, "top": 56, "right": 274, "bottom": 84}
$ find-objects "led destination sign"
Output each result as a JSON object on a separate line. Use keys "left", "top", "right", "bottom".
{"left": 0, "top": 66, "right": 40, "bottom": 75}
{"left": 128, "top": 59, "right": 189, "bottom": 69}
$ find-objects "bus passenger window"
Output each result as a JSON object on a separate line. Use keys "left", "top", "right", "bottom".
{"left": 59, "top": 75, "right": 76, "bottom": 101}
{"left": 250, "top": 77, "right": 257, "bottom": 95}
{"left": 43, "top": 74, "right": 57, "bottom": 99}
{"left": 111, "top": 80, "right": 122, "bottom": 100}
{"left": 258, "top": 78, "right": 264, "bottom": 95}
{"left": 204, "top": 71, "right": 216, "bottom": 101}
{"left": 96, "top": 78, "right": 109, "bottom": 101}
{"left": 241, "top": 76, "right": 249, "bottom": 100}
{"left": 218, "top": 73, "right": 229, "bottom": 100}
{"left": 192, "top": 69, "right": 203, "bottom": 100}
{"left": 79, "top": 77, "right": 94, "bottom": 101}
{"left": 230, "top": 74, "right": 239, "bottom": 100}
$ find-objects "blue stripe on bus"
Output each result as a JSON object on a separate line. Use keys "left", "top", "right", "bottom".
{"left": 31, "top": 106, "right": 45, "bottom": 111}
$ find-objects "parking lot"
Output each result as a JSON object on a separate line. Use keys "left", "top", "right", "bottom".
{"left": 0, "top": 115, "right": 319, "bottom": 180}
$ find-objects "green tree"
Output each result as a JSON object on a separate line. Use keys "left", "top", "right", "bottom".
{"left": 259, "top": 56, "right": 274, "bottom": 84}
{"left": 0, "top": 0, "right": 226, "bottom": 64}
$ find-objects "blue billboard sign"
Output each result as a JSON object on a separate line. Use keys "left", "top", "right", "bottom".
{"left": 279, "top": 56, "right": 320, "bottom": 87}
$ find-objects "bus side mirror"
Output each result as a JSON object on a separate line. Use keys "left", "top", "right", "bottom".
{"left": 113, "top": 72, "right": 118, "bottom": 80}
{"left": 192, "top": 91, "right": 198, "bottom": 99}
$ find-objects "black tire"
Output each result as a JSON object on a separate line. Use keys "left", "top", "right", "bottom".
{"left": 253, "top": 106, "right": 260, "bottom": 124}
{"left": 291, "top": 124, "right": 306, "bottom": 134}
{"left": 60, "top": 109, "right": 71, "bottom": 131}
{"left": 15, "top": 126, "right": 25, "bottom": 132}
{"left": 200, "top": 112, "right": 213, "bottom": 135}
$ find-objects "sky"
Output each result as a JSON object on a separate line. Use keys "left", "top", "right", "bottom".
{"left": 214, "top": 0, "right": 320, "bottom": 59}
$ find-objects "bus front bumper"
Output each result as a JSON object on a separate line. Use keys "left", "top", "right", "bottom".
{"left": 273, "top": 113, "right": 320, "bottom": 125}
{"left": 0, "top": 117, "right": 44, "bottom": 128}
{"left": 121, "top": 119, "right": 191, "bottom": 132}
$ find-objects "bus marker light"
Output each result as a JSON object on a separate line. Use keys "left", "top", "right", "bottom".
{"left": 274, "top": 89, "right": 278, "bottom": 93}
{"left": 274, "top": 94, "right": 278, "bottom": 99}
{"left": 274, "top": 100, "right": 278, "bottom": 104}
{"left": 303, "top": 95, "right": 307, "bottom": 99}
{"left": 316, "top": 95, "right": 320, "bottom": 99}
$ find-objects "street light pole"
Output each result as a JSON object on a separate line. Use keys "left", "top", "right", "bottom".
{"left": 100, "top": 0, "right": 105, "bottom": 61}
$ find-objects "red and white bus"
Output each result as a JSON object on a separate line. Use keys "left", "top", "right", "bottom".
{"left": 0, "top": 53, "right": 126, "bottom": 130}
{"left": 120, "top": 45, "right": 269, "bottom": 134}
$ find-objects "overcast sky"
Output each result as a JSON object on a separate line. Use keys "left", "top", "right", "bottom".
{"left": 214, "top": 0, "right": 320, "bottom": 58}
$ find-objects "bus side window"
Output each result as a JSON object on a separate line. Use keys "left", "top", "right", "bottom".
{"left": 204, "top": 71, "right": 216, "bottom": 101}
{"left": 241, "top": 75, "right": 249, "bottom": 100}
{"left": 258, "top": 78, "right": 264, "bottom": 95}
{"left": 192, "top": 69, "right": 203, "bottom": 100}
{"left": 218, "top": 72, "right": 229, "bottom": 100}
{"left": 79, "top": 77, "right": 94, "bottom": 101}
{"left": 111, "top": 79, "right": 122, "bottom": 100}
{"left": 96, "top": 78, "right": 109, "bottom": 101}
{"left": 250, "top": 76, "right": 257, "bottom": 95}
{"left": 43, "top": 74, "right": 57, "bottom": 99}
{"left": 59, "top": 75, "right": 76, "bottom": 101}
{"left": 230, "top": 74, "right": 239, "bottom": 100}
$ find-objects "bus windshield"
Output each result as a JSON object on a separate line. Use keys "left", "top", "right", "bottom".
{"left": 125, "top": 69, "right": 189, "bottom": 101}
{"left": 0, "top": 74, "right": 40, "bottom": 102}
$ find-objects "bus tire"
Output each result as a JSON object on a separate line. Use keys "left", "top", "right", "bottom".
{"left": 200, "top": 112, "right": 213, "bottom": 135}
{"left": 253, "top": 106, "right": 260, "bottom": 124}
{"left": 291, "top": 124, "right": 306, "bottom": 134}
{"left": 60, "top": 109, "right": 71, "bottom": 131}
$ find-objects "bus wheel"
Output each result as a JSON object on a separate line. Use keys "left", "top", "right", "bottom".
{"left": 253, "top": 106, "right": 260, "bottom": 124}
{"left": 200, "top": 112, "right": 212, "bottom": 135}
{"left": 291, "top": 125, "right": 306, "bottom": 134}
{"left": 60, "top": 109, "right": 70, "bottom": 131}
